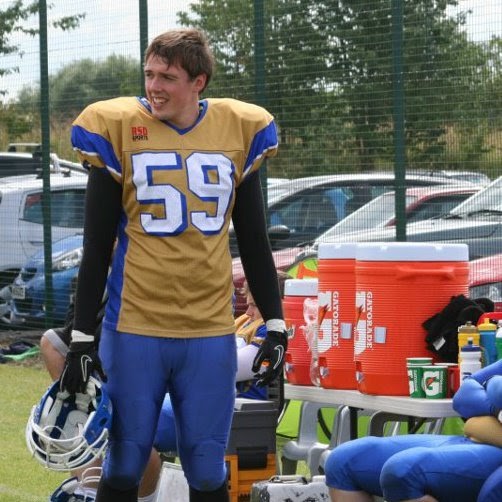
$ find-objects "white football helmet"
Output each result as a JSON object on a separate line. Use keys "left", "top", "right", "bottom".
{"left": 26, "top": 376, "right": 112, "bottom": 471}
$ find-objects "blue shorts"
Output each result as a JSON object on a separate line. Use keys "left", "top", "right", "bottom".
{"left": 99, "top": 328, "right": 237, "bottom": 492}
{"left": 325, "top": 434, "right": 502, "bottom": 502}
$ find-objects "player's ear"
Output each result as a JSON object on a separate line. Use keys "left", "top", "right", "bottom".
{"left": 194, "top": 73, "right": 208, "bottom": 93}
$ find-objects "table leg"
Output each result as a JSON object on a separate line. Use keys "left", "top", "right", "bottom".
{"left": 349, "top": 407, "right": 358, "bottom": 440}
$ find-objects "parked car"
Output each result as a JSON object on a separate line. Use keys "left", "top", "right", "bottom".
{"left": 267, "top": 177, "right": 289, "bottom": 188}
{"left": 0, "top": 159, "right": 87, "bottom": 288}
{"left": 317, "top": 185, "right": 481, "bottom": 239}
{"left": 0, "top": 151, "right": 43, "bottom": 178}
{"left": 304, "top": 175, "right": 502, "bottom": 261}
{"left": 9, "top": 234, "right": 83, "bottom": 326}
{"left": 10, "top": 232, "right": 501, "bottom": 327}
{"left": 469, "top": 254, "right": 502, "bottom": 312}
{"left": 232, "top": 245, "right": 502, "bottom": 318}
{"left": 231, "top": 184, "right": 480, "bottom": 315}
{"left": 443, "top": 171, "right": 491, "bottom": 186}
{"left": 230, "top": 172, "right": 478, "bottom": 256}
{"left": 409, "top": 169, "right": 491, "bottom": 186}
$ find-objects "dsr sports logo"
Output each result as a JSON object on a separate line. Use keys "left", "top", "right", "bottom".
{"left": 131, "top": 126, "right": 148, "bottom": 141}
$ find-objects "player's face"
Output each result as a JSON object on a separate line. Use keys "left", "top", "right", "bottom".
{"left": 144, "top": 55, "right": 206, "bottom": 128}
{"left": 245, "top": 294, "right": 262, "bottom": 322}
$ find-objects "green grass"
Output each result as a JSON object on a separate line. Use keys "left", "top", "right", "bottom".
{"left": 1, "top": 357, "right": 68, "bottom": 502}
{"left": 1, "top": 353, "right": 466, "bottom": 500}
{"left": 0, "top": 353, "right": 310, "bottom": 502}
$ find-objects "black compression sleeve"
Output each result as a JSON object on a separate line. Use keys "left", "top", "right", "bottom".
{"left": 73, "top": 167, "right": 122, "bottom": 335}
{"left": 232, "top": 171, "right": 283, "bottom": 321}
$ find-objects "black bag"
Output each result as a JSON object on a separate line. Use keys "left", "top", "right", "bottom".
{"left": 423, "top": 294, "right": 494, "bottom": 363}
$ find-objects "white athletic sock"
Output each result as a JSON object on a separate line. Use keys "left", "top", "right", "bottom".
{"left": 138, "top": 487, "right": 158, "bottom": 502}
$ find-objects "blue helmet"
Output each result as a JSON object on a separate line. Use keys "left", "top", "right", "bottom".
{"left": 26, "top": 376, "right": 112, "bottom": 471}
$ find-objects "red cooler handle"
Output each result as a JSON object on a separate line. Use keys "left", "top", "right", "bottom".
{"left": 396, "top": 265, "right": 456, "bottom": 281}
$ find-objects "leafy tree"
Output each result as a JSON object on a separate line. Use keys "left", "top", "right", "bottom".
{"left": 0, "top": 1, "right": 85, "bottom": 94}
{"left": 0, "top": 1, "right": 84, "bottom": 143}
{"left": 48, "top": 54, "right": 141, "bottom": 120}
{"left": 178, "top": 0, "right": 496, "bottom": 175}
{"left": 14, "top": 54, "right": 141, "bottom": 121}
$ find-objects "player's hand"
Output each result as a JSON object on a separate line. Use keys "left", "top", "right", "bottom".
{"left": 252, "top": 328, "right": 288, "bottom": 387}
{"left": 60, "top": 331, "right": 106, "bottom": 394}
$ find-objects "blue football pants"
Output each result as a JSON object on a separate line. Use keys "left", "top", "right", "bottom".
{"left": 98, "top": 328, "right": 237, "bottom": 492}
{"left": 325, "top": 434, "right": 502, "bottom": 502}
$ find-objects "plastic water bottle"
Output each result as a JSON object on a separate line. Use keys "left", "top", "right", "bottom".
{"left": 496, "top": 321, "right": 502, "bottom": 361}
{"left": 459, "top": 337, "right": 482, "bottom": 381}
{"left": 478, "top": 318, "right": 498, "bottom": 366}
{"left": 457, "top": 321, "right": 479, "bottom": 364}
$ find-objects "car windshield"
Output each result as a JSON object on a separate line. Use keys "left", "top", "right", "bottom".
{"left": 315, "top": 192, "right": 416, "bottom": 242}
{"left": 449, "top": 176, "right": 502, "bottom": 216}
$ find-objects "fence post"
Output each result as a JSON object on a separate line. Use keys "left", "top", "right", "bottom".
{"left": 392, "top": 0, "right": 406, "bottom": 242}
{"left": 254, "top": 0, "right": 269, "bottom": 212}
{"left": 39, "top": 0, "right": 54, "bottom": 326}
{"left": 139, "top": 0, "right": 149, "bottom": 96}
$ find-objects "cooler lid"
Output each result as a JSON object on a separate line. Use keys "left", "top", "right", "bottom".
{"left": 284, "top": 278, "right": 318, "bottom": 296}
{"left": 318, "top": 242, "right": 357, "bottom": 259}
{"left": 355, "top": 242, "right": 469, "bottom": 262}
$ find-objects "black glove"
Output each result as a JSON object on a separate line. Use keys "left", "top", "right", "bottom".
{"left": 252, "top": 329, "right": 288, "bottom": 387}
{"left": 60, "top": 332, "right": 106, "bottom": 394}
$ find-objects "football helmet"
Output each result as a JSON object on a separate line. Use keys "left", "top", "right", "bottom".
{"left": 26, "top": 376, "right": 112, "bottom": 471}
{"left": 49, "top": 467, "right": 101, "bottom": 501}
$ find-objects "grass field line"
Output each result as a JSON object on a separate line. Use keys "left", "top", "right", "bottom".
{"left": 0, "top": 484, "right": 42, "bottom": 501}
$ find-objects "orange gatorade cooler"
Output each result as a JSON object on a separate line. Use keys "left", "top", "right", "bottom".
{"left": 317, "top": 242, "right": 358, "bottom": 390}
{"left": 283, "top": 278, "right": 318, "bottom": 386}
{"left": 354, "top": 242, "right": 469, "bottom": 396}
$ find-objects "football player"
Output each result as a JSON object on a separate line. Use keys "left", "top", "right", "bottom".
{"left": 59, "top": 28, "right": 287, "bottom": 501}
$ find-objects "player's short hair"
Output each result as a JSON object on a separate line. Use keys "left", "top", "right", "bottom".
{"left": 241, "top": 270, "right": 292, "bottom": 299}
{"left": 144, "top": 28, "right": 214, "bottom": 92}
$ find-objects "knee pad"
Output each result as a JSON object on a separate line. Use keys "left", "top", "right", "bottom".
{"left": 325, "top": 436, "right": 382, "bottom": 489}
{"left": 487, "top": 376, "right": 502, "bottom": 411}
{"left": 182, "top": 439, "right": 227, "bottom": 492}
{"left": 380, "top": 448, "right": 430, "bottom": 501}
{"left": 102, "top": 440, "right": 151, "bottom": 490}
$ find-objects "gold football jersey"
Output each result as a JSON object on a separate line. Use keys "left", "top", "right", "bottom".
{"left": 72, "top": 97, "right": 278, "bottom": 338}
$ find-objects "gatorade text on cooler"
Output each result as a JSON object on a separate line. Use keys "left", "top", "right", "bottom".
{"left": 459, "top": 337, "right": 482, "bottom": 381}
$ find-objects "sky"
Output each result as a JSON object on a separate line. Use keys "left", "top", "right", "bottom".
{"left": 1, "top": 0, "right": 190, "bottom": 99}
{"left": 0, "top": 0, "right": 501, "bottom": 101}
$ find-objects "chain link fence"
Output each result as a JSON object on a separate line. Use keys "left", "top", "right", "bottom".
{"left": 0, "top": 0, "right": 500, "bottom": 328}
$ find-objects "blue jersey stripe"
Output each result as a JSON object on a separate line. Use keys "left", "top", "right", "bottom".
{"left": 243, "top": 120, "right": 278, "bottom": 176}
{"left": 71, "top": 125, "right": 123, "bottom": 176}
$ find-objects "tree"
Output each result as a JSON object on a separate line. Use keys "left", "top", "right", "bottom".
{"left": 0, "top": 1, "right": 84, "bottom": 95}
{"left": 178, "top": 0, "right": 496, "bottom": 175}
{"left": 12, "top": 54, "right": 142, "bottom": 149}
{"left": 0, "top": 1, "right": 84, "bottom": 143}
{"left": 48, "top": 54, "right": 141, "bottom": 120}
